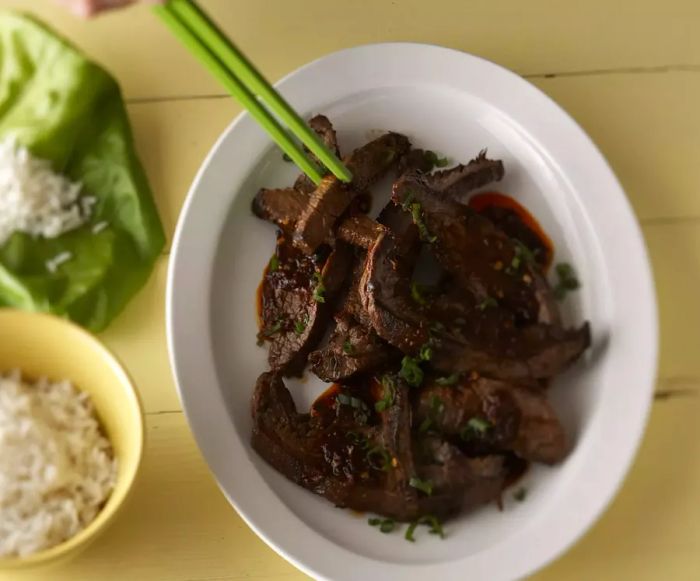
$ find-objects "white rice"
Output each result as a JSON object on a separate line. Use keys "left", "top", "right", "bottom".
{"left": 0, "top": 371, "right": 117, "bottom": 557}
{"left": 0, "top": 137, "right": 91, "bottom": 246}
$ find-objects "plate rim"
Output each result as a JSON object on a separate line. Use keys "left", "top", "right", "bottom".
{"left": 166, "top": 42, "right": 658, "bottom": 581}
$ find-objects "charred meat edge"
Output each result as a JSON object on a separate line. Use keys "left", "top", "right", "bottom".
{"left": 308, "top": 313, "right": 394, "bottom": 382}
{"left": 415, "top": 377, "right": 569, "bottom": 464}
{"left": 263, "top": 240, "right": 353, "bottom": 376}
{"left": 293, "top": 133, "right": 411, "bottom": 254}
{"left": 426, "top": 150, "right": 504, "bottom": 200}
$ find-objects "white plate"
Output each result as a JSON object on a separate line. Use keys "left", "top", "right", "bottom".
{"left": 166, "top": 44, "right": 657, "bottom": 581}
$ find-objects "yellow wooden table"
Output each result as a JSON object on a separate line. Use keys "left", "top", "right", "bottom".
{"left": 1, "top": 0, "right": 699, "bottom": 579}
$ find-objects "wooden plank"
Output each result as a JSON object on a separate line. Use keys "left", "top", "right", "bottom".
{"left": 125, "top": 72, "right": 700, "bottom": 247}
{"left": 113, "top": 79, "right": 700, "bottom": 409}
{"left": 3, "top": 394, "right": 697, "bottom": 581}
{"left": 126, "top": 98, "right": 238, "bottom": 247}
{"left": 532, "top": 72, "right": 700, "bottom": 222}
{"left": 97, "top": 257, "right": 181, "bottom": 413}
{"left": 643, "top": 221, "right": 700, "bottom": 382}
{"left": 0, "top": 0, "right": 698, "bottom": 100}
{"left": 0, "top": 412, "right": 305, "bottom": 581}
{"left": 535, "top": 395, "right": 700, "bottom": 581}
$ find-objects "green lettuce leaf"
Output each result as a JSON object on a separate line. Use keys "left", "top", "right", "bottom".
{"left": 0, "top": 11, "right": 165, "bottom": 331}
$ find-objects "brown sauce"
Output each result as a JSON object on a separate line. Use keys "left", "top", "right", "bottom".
{"left": 310, "top": 383, "right": 341, "bottom": 418}
{"left": 468, "top": 192, "right": 554, "bottom": 270}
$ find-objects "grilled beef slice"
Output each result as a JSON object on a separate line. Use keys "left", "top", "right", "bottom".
{"left": 254, "top": 190, "right": 384, "bottom": 251}
{"left": 413, "top": 437, "right": 507, "bottom": 515}
{"left": 425, "top": 150, "right": 504, "bottom": 200}
{"left": 294, "top": 133, "right": 410, "bottom": 254}
{"left": 259, "top": 234, "right": 352, "bottom": 376}
{"left": 309, "top": 313, "right": 395, "bottom": 382}
{"left": 294, "top": 114, "right": 342, "bottom": 194}
{"left": 251, "top": 372, "right": 505, "bottom": 520}
{"left": 358, "top": 190, "right": 589, "bottom": 379}
{"left": 359, "top": 202, "right": 430, "bottom": 354}
{"left": 394, "top": 171, "right": 542, "bottom": 323}
{"left": 251, "top": 372, "right": 419, "bottom": 519}
{"left": 430, "top": 322, "right": 590, "bottom": 381}
{"left": 415, "top": 377, "right": 568, "bottom": 464}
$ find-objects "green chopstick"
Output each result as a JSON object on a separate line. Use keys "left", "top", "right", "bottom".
{"left": 154, "top": 0, "right": 352, "bottom": 185}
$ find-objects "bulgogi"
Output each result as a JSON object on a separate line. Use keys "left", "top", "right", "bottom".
{"left": 251, "top": 115, "right": 590, "bottom": 533}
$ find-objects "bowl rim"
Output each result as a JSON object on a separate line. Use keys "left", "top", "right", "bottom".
{"left": 0, "top": 309, "right": 145, "bottom": 567}
{"left": 166, "top": 42, "right": 658, "bottom": 581}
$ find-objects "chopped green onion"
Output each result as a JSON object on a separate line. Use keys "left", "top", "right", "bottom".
{"left": 312, "top": 271, "right": 326, "bottom": 303}
{"left": 435, "top": 373, "right": 460, "bottom": 386}
{"left": 368, "top": 517, "right": 396, "bottom": 533}
{"left": 419, "top": 343, "right": 433, "bottom": 361}
{"left": 405, "top": 521, "right": 418, "bottom": 542}
{"left": 460, "top": 416, "right": 492, "bottom": 440}
{"left": 375, "top": 375, "right": 395, "bottom": 412}
{"left": 342, "top": 339, "right": 355, "bottom": 355}
{"left": 404, "top": 514, "right": 444, "bottom": 542}
{"left": 268, "top": 254, "right": 279, "bottom": 272}
{"left": 410, "top": 202, "right": 437, "bottom": 243}
{"left": 337, "top": 393, "right": 369, "bottom": 424}
{"left": 263, "top": 319, "right": 283, "bottom": 337}
{"left": 420, "top": 515, "right": 445, "bottom": 538}
{"left": 366, "top": 446, "right": 392, "bottom": 471}
{"left": 514, "top": 487, "right": 527, "bottom": 502}
{"left": 553, "top": 262, "right": 580, "bottom": 300}
{"left": 399, "top": 356, "right": 424, "bottom": 387}
{"left": 410, "top": 281, "right": 427, "bottom": 305}
{"left": 477, "top": 296, "right": 498, "bottom": 311}
{"left": 294, "top": 315, "right": 308, "bottom": 335}
{"left": 424, "top": 150, "right": 450, "bottom": 169}
{"left": 409, "top": 476, "right": 434, "bottom": 496}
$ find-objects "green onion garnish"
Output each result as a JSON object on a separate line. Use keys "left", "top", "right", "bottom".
{"left": 404, "top": 515, "right": 445, "bottom": 542}
{"left": 477, "top": 296, "right": 498, "bottom": 311}
{"left": 409, "top": 476, "right": 434, "bottom": 496}
{"left": 374, "top": 375, "right": 395, "bottom": 412}
{"left": 342, "top": 339, "right": 355, "bottom": 355}
{"left": 399, "top": 356, "right": 424, "bottom": 387}
{"left": 366, "top": 446, "right": 392, "bottom": 471}
{"left": 312, "top": 271, "right": 326, "bottom": 303}
{"left": 460, "top": 416, "right": 492, "bottom": 441}
{"left": 435, "top": 373, "right": 460, "bottom": 386}
{"left": 294, "top": 315, "right": 308, "bottom": 335}
{"left": 368, "top": 517, "right": 396, "bottom": 533}
{"left": 410, "top": 281, "right": 427, "bottom": 305}
{"left": 419, "top": 343, "right": 433, "bottom": 361}
{"left": 424, "top": 150, "right": 450, "bottom": 169}
{"left": 553, "top": 262, "right": 580, "bottom": 300}
{"left": 410, "top": 202, "right": 437, "bottom": 243}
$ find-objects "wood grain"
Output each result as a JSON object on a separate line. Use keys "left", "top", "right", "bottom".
{"left": 0, "top": 0, "right": 698, "bottom": 579}
{"left": 0, "top": 0, "right": 698, "bottom": 100}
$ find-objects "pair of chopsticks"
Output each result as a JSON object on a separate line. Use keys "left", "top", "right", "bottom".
{"left": 153, "top": 0, "right": 352, "bottom": 185}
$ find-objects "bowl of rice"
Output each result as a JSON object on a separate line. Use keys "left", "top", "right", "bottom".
{"left": 0, "top": 309, "right": 144, "bottom": 570}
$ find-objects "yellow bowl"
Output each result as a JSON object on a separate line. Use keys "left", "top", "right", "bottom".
{"left": 0, "top": 309, "right": 144, "bottom": 570}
